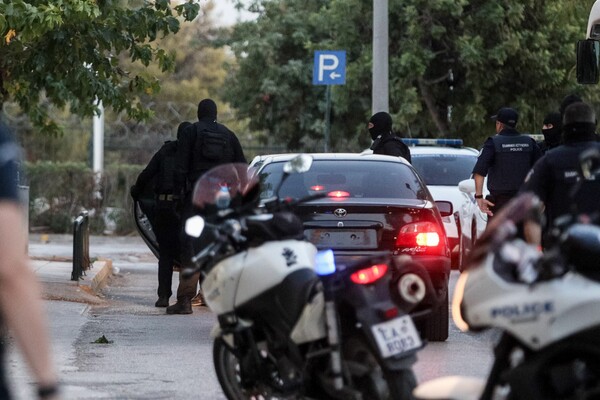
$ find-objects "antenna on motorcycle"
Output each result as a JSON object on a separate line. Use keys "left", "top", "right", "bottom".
{"left": 274, "top": 154, "right": 314, "bottom": 197}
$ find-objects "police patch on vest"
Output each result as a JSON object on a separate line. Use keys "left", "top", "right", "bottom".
{"left": 501, "top": 143, "right": 531, "bottom": 152}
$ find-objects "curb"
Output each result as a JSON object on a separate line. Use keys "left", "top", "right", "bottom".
{"left": 87, "top": 258, "right": 113, "bottom": 293}
{"left": 35, "top": 258, "right": 114, "bottom": 305}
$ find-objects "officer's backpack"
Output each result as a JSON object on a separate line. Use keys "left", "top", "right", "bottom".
{"left": 190, "top": 124, "right": 235, "bottom": 180}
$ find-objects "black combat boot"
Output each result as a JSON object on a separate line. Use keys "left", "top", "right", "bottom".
{"left": 166, "top": 298, "right": 192, "bottom": 314}
{"left": 155, "top": 296, "right": 169, "bottom": 308}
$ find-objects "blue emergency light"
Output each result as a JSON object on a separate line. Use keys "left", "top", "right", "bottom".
{"left": 314, "top": 249, "right": 336, "bottom": 275}
{"left": 401, "top": 138, "right": 463, "bottom": 147}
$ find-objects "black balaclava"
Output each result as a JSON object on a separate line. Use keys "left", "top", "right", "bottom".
{"left": 177, "top": 121, "right": 192, "bottom": 141}
{"left": 197, "top": 99, "right": 217, "bottom": 121}
{"left": 541, "top": 112, "right": 562, "bottom": 147}
{"left": 368, "top": 112, "right": 393, "bottom": 140}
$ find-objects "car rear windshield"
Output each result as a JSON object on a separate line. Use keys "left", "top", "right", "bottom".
{"left": 259, "top": 160, "right": 428, "bottom": 200}
{"left": 411, "top": 154, "right": 477, "bottom": 185}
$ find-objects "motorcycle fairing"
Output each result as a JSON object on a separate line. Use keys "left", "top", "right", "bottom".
{"left": 503, "top": 326, "right": 600, "bottom": 400}
{"left": 201, "top": 240, "right": 318, "bottom": 314}
{"left": 462, "top": 253, "right": 600, "bottom": 350}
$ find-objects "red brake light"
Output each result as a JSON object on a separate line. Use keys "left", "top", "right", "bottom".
{"left": 327, "top": 190, "right": 350, "bottom": 198}
{"left": 310, "top": 185, "right": 325, "bottom": 191}
{"left": 396, "top": 222, "right": 443, "bottom": 248}
{"left": 350, "top": 264, "right": 388, "bottom": 285}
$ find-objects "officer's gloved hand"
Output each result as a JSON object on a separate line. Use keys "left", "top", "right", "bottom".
{"left": 130, "top": 185, "right": 140, "bottom": 199}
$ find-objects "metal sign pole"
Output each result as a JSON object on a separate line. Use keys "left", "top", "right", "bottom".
{"left": 324, "top": 85, "right": 331, "bottom": 152}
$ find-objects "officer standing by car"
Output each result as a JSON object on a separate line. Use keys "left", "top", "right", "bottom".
{"left": 521, "top": 101, "right": 600, "bottom": 246}
{"left": 131, "top": 121, "right": 192, "bottom": 308}
{"left": 170, "top": 98, "right": 247, "bottom": 315}
{"left": 472, "top": 107, "right": 542, "bottom": 218}
{"left": 368, "top": 111, "right": 411, "bottom": 163}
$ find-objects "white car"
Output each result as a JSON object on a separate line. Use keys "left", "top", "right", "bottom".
{"left": 406, "top": 139, "right": 481, "bottom": 269}
{"left": 457, "top": 178, "right": 489, "bottom": 271}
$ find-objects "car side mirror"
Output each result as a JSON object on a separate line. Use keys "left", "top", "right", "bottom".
{"left": 435, "top": 201, "right": 453, "bottom": 217}
{"left": 458, "top": 179, "right": 476, "bottom": 194}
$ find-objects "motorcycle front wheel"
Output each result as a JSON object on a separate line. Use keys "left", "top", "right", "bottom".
{"left": 213, "top": 338, "right": 302, "bottom": 400}
{"left": 343, "top": 335, "right": 417, "bottom": 400}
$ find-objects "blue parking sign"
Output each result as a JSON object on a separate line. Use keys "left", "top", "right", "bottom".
{"left": 313, "top": 51, "right": 346, "bottom": 85}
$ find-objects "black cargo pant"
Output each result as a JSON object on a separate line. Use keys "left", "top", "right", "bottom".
{"left": 175, "top": 195, "right": 202, "bottom": 301}
{"left": 487, "top": 191, "right": 517, "bottom": 221}
{"left": 154, "top": 200, "right": 180, "bottom": 298}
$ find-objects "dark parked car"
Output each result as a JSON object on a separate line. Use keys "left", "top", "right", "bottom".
{"left": 253, "top": 153, "right": 452, "bottom": 341}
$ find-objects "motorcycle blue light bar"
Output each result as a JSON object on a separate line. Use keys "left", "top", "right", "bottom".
{"left": 401, "top": 138, "right": 463, "bottom": 147}
{"left": 314, "top": 249, "right": 336, "bottom": 275}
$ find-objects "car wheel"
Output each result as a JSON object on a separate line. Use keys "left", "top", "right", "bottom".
{"left": 423, "top": 291, "right": 449, "bottom": 342}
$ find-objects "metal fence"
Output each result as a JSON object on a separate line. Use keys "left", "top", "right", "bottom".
{"left": 72, "top": 211, "right": 91, "bottom": 281}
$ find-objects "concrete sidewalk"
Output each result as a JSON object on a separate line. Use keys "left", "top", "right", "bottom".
{"left": 31, "top": 257, "right": 113, "bottom": 304}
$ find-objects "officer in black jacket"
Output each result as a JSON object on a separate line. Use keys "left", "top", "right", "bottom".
{"left": 169, "top": 99, "right": 247, "bottom": 315}
{"left": 521, "top": 101, "right": 600, "bottom": 245}
{"left": 131, "top": 121, "right": 192, "bottom": 308}
{"left": 368, "top": 111, "right": 411, "bottom": 163}
{"left": 472, "top": 107, "right": 542, "bottom": 218}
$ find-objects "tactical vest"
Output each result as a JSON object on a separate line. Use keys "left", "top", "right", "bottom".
{"left": 373, "top": 135, "right": 411, "bottom": 161}
{"left": 189, "top": 122, "right": 235, "bottom": 183}
{"left": 545, "top": 142, "right": 600, "bottom": 219}
{"left": 488, "top": 134, "right": 535, "bottom": 192}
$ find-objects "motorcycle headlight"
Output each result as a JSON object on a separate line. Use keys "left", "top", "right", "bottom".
{"left": 451, "top": 271, "right": 470, "bottom": 332}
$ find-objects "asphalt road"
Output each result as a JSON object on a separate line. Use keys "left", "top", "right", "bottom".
{"left": 8, "top": 234, "right": 496, "bottom": 399}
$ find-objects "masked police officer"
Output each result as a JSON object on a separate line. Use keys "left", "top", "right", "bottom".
{"left": 368, "top": 111, "right": 411, "bottom": 163}
{"left": 131, "top": 121, "right": 192, "bottom": 308}
{"left": 521, "top": 101, "right": 600, "bottom": 245}
{"left": 472, "top": 107, "right": 542, "bottom": 218}
{"left": 169, "top": 99, "right": 247, "bottom": 315}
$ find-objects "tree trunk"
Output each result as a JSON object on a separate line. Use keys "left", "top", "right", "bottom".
{"left": 418, "top": 78, "right": 449, "bottom": 136}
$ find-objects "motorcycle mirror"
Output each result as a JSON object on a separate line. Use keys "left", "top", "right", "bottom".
{"left": 283, "top": 154, "right": 313, "bottom": 174}
{"left": 185, "top": 216, "right": 205, "bottom": 238}
{"left": 275, "top": 154, "right": 314, "bottom": 197}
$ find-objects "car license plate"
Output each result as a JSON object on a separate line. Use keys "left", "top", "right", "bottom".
{"left": 371, "top": 315, "right": 422, "bottom": 358}
{"left": 305, "top": 229, "right": 377, "bottom": 249}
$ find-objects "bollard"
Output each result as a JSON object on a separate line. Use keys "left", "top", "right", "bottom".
{"left": 72, "top": 211, "right": 91, "bottom": 281}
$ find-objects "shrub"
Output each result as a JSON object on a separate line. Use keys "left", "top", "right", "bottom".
{"left": 25, "top": 162, "right": 143, "bottom": 234}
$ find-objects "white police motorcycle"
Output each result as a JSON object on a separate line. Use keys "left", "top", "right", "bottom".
{"left": 182, "top": 155, "right": 427, "bottom": 400}
{"left": 415, "top": 149, "right": 600, "bottom": 400}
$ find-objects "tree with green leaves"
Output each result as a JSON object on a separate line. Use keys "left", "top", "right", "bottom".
{"left": 223, "top": 0, "right": 596, "bottom": 150}
{"left": 0, "top": 0, "right": 200, "bottom": 135}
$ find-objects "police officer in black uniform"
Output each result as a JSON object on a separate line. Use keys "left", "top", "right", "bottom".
{"left": 169, "top": 98, "right": 247, "bottom": 315}
{"left": 472, "top": 107, "right": 542, "bottom": 218}
{"left": 368, "top": 111, "right": 411, "bottom": 163}
{"left": 131, "top": 121, "right": 192, "bottom": 308}
{"left": 520, "top": 101, "right": 600, "bottom": 245}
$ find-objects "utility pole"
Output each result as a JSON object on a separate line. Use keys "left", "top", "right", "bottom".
{"left": 93, "top": 101, "right": 104, "bottom": 175}
{"left": 372, "top": 0, "right": 389, "bottom": 114}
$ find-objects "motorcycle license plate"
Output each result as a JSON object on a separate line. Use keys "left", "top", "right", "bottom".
{"left": 371, "top": 315, "right": 422, "bottom": 358}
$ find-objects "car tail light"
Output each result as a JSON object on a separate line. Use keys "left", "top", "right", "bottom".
{"left": 350, "top": 263, "right": 388, "bottom": 284}
{"left": 396, "top": 221, "right": 446, "bottom": 254}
